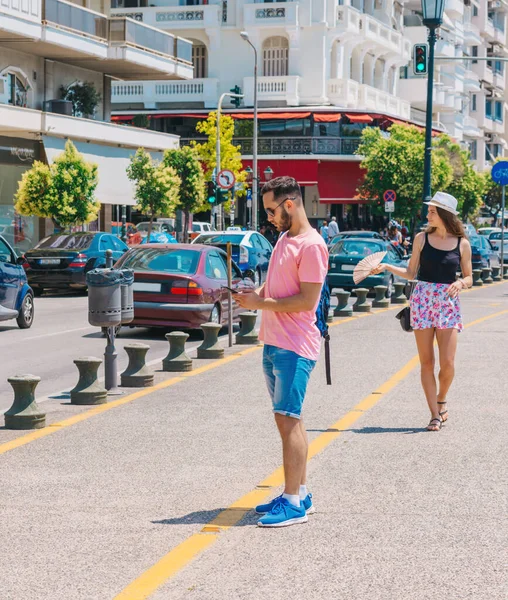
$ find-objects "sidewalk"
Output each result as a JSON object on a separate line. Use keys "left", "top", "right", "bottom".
{"left": 1, "top": 282, "right": 507, "bottom": 600}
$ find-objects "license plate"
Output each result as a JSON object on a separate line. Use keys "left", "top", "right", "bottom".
{"left": 342, "top": 264, "right": 355, "bottom": 272}
{"left": 133, "top": 282, "right": 161, "bottom": 292}
{"left": 39, "top": 258, "right": 60, "bottom": 265}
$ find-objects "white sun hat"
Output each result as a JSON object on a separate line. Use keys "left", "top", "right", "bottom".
{"left": 424, "top": 191, "right": 459, "bottom": 215}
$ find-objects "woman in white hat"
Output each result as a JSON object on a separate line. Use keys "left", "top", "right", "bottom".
{"left": 371, "top": 192, "right": 473, "bottom": 431}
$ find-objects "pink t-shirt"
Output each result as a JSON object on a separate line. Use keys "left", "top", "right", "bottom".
{"left": 259, "top": 228, "right": 329, "bottom": 361}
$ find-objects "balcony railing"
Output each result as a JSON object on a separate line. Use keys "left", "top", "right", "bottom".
{"left": 181, "top": 137, "right": 362, "bottom": 156}
{"left": 43, "top": 0, "right": 108, "bottom": 41}
{"left": 109, "top": 17, "right": 192, "bottom": 63}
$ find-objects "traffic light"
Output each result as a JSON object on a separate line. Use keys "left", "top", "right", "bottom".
{"left": 230, "top": 85, "right": 242, "bottom": 108}
{"left": 216, "top": 188, "right": 229, "bottom": 205}
{"left": 207, "top": 180, "right": 216, "bottom": 203}
{"left": 413, "top": 44, "right": 428, "bottom": 75}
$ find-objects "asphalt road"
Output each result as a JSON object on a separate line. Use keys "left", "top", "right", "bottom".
{"left": 0, "top": 282, "right": 506, "bottom": 600}
{"left": 0, "top": 291, "right": 251, "bottom": 412}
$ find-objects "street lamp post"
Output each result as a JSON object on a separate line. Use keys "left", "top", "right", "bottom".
{"left": 240, "top": 31, "right": 259, "bottom": 231}
{"left": 421, "top": 0, "right": 446, "bottom": 218}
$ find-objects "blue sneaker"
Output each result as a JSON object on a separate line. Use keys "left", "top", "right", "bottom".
{"left": 256, "top": 493, "right": 315, "bottom": 515}
{"left": 257, "top": 498, "right": 308, "bottom": 528}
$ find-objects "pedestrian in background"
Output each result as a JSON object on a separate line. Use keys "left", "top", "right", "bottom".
{"left": 370, "top": 192, "right": 473, "bottom": 431}
{"left": 236, "top": 176, "right": 328, "bottom": 527}
{"left": 328, "top": 216, "right": 339, "bottom": 240}
{"left": 320, "top": 220, "right": 329, "bottom": 244}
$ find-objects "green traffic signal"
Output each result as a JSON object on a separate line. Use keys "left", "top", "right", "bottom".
{"left": 207, "top": 180, "right": 216, "bottom": 203}
{"left": 412, "top": 44, "right": 428, "bottom": 75}
{"left": 230, "top": 85, "right": 242, "bottom": 108}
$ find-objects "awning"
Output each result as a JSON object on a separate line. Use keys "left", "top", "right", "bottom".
{"left": 345, "top": 113, "right": 374, "bottom": 123}
{"left": 111, "top": 115, "right": 134, "bottom": 121}
{"left": 383, "top": 117, "right": 442, "bottom": 136}
{"left": 231, "top": 112, "right": 312, "bottom": 120}
{"left": 313, "top": 113, "right": 342, "bottom": 123}
{"left": 242, "top": 158, "right": 318, "bottom": 186}
{"left": 317, "top": 161, "right": 365, "bottom": 203}
{"left": 43, "top": 137, "right": 163, "bottom": 206}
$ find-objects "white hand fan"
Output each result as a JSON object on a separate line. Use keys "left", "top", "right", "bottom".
{"left": 353, "top": 251, "right": 387, "bottom": 285}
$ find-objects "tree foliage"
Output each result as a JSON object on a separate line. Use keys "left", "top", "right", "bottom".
{"left": 127, "top": 148, "right": 181, "bottom": 240}
{"left": 482, "top": 159, "right": 506, "bottom": 223}
{"left": 163, "top": 146, "right": 206, "bottom": 236}
{"left": 60, "top": 81, "right": 101, "bottom": 117}
{"left": 15, "top": 140, "right": 100, "bottom": 229}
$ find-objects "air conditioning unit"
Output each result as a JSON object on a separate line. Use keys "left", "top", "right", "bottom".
{"left": 44, "top": 99, "right": 73, "bottom": 115}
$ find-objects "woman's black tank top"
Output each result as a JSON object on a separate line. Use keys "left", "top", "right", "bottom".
{"left": 418, "top": 233, "right": 461, "bottom": 284}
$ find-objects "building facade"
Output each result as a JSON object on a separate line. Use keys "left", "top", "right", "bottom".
{"left": 0, "top": 0, "right": 193, "bottom": 252}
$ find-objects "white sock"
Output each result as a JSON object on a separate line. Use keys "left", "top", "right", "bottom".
{"left": 299, "top": 485, "right": 308, "bottom": 500}
{"left": 282, "top": 493, "right": 301, "bottom": 508}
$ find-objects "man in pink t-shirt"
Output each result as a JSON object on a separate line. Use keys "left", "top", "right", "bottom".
{"left": 236, "top": 176, "right": 328, "bottom": 528}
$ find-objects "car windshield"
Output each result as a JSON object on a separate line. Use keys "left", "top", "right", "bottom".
{"left": 119, "top": 248, "right": 200, "bottom": 274}
{"left": 35, "top": 234, "right": 94, "bottom": 250}
{"left": 196, "top": 234, "right": 245, "bottom": 245}
{"left": 337, "top": 240, "right": 384, "bottom": 256}
{"left": 489, "top": 232, "right": 508, "bottom": 239}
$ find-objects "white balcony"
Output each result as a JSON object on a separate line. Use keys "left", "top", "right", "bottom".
{"left": 111, "top": 5, "right": 220, "bottom": 31}
{"left": 464, "top": 68, "right": 481, "bottom": 92}
{"left": 243, "top": 76, "right": 300, "bottom": 107}
{"left": 0, "top": 0, "right": 42, "bottom": 40}
{"left": 243, "top": 2, "right": 299, "bottom": 28}
{"left": 363, "top": 14, "right": 411, "bottom": 58}
{"left": 463, "top": 116, "right": 483, "bottom": 138}
{"left": 433, "top": 85, "right": 456, "bottom": 112}
{"left": 327, "top": 79, "right": 410, "bottom": 120}
{"left": 445, "top": 0, "right": 464, "bottom": 19}
{"left": 398, "top": 76, "right": 427, "bottom": 110}
{"left": 463, "top": 21, "right": 482, "bottom": 46}
{"left": 111, "top": 78, "right": 219, "bottom": 108}
{"left": 473, "top": 61, "right": 494, "bottom": 86}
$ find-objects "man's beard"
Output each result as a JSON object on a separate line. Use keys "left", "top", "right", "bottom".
{"left": 277, "top": 206, "right": 292, "bottom": 232}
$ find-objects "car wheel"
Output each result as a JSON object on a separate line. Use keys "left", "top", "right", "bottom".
{"left": 33, "top": 287, "right": 44, "bottom": 298}
{"left": 385, "top": 275, "right": 394, "bottom": 299}
{"left": 209, "top": 304, "right": 221, "bottom": 324}
{"left": 16, "top": 292, "right": 34, "bottom": 329}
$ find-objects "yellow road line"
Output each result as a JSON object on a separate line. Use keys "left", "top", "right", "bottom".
{"left": 113, "top": 307, "right": 508, "bottom": 600}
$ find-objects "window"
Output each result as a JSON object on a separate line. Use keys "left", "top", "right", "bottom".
{"left": 486, "top": 99, "right": 492, "bottom": 118}
{"left": 0, "top": 71, "right": 29, "bottom": 107}
{"left": 262, "top": 37, "right": 289, "bottom": 77}
{"left": 192, "top": 43, "right": 207, "bottom": 79}
{"left": 206, "top": 252, "right": 228, "bottom": 279}
{"left": 495, "top": 100, "right": 503, "bottom": 122}
{"left": 469, "top": 140, "right": 477, "bottom": 160}
{"left": 473, "top": 4, "right": 478, "bottom": 16}
{"left": 472, "top": 46, "right": 478, "bottom": 64}
{"left": 471, "top": 94, "right": 477, "bottom": 111}
{"left": 0, "top": 238, "right": 13, "bottom": 264}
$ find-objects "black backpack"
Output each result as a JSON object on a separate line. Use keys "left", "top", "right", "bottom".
{"left": 315, "top": 277, "right": 331, "bottom": 385}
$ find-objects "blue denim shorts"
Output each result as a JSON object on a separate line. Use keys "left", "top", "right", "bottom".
{"left": 262, "top": 345, "right": 316, "bottom": 419}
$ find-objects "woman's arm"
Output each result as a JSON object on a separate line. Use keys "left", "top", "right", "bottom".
{"left": 371, "top": 232, "right": 424, "bottom": 280}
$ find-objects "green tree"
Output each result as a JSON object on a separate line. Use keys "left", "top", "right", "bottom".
{"left": 356, "top": 124, "right": 452, "bottom": 232}
{"left": 192, "top": 112, "right": 247, "bottom": 215}
{"left": 162, "top": 146, "right": 206, "bottom": 239}
{"left": 127, "top": 148, "right": 181, "bottom": 240}
{"left": 15, "top": 140, "right": 100, "bottom": 230}
{"left": 60, "top": 82, "right": 101, "bottom": 118}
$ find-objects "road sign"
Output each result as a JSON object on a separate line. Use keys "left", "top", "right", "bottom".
{"left": 217, "top": 169, "right": 236, "bottom": 190}
{"left": 491, "top": 161, "right": 508, "bottom": 186}
{"left": 383, "top": 189, "right": 396, "bottom": 203}
{"left": 246, "top": 188, "right": 252, "bottom": 201}
{"left": 384, "top": 201, "right": 395, "bottom": 213}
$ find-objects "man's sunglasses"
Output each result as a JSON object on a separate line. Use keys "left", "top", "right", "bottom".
{"left": 265, "top": 197, "right": 296, "bottom": 217}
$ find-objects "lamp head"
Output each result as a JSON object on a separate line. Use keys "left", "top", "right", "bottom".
{"left": 240, "top": 31, "right": 249, "bottom": 41}
{"left": 421, "top": 0, "right": 445, "bottom": 27}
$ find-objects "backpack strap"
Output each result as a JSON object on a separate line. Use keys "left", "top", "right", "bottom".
{"left": 324, "top": 331, "right": 331, "bottom": 385}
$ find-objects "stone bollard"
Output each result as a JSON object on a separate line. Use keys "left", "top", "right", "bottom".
{"left": 162, "top": 332, "right": 193, "bottom": 372}
{"left": 391, "top": 282, "right": 407, "bottom": 304}
{"left": 235, "top": 312, "right": 259, "bottom": 345}
{"left": 504, "top": 266, "right": 508, "bottom": 280}
{"left": 472, "top": 269, "right": 483, "bottom": 286}
{"left": 372, "top": 285, "right": 390, "bottom": 308}
{"left": 70, "top": 357, "right": 107, "bottom": 405}
{"left": 121, "top": 344, "right": 154, "bottom": 387}
{"left": 5, "top": 375, "right": 45, "bottom": 430}
{"left": 333, "top": 290, "right": 353, "bottom": 317}
{"left": 482, "top": 267, "right": 493, "bottom": 284}
{"left": 197, "top": 323, "right": 224, "bottom": 359}
{"left": 352, "top": 288, "right": 371, "bottom": 313}
{"left": 491, "top": 266, "right": 501, "bottom": 282}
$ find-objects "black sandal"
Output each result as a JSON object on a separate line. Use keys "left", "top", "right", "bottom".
{"left": 427, "top": 417, "right": 442, "bottom": 431}
{"left": 437, "top": 401, "right": 448, "bottom": 423}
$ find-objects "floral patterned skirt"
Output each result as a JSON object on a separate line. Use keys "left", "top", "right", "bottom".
{"left": 410, "top": 281, "right": 463, "bottom": 332}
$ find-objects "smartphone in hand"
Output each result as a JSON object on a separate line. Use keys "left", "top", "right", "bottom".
{"left": 221, "top": 285, "right": 238, "bottom": 294}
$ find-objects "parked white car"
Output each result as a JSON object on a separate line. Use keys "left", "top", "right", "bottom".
{"left": 478, "top": 227, "right": 501, "bottom": 237}
{"left": 488, "top": 231, "right": 508, "bottom": 263}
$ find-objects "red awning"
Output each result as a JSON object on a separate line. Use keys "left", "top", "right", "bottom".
{"left": 231, "top": 112, "right": 311, "bottom": 120}
{"left": 242, "top": 158, "right": 318, "bottom": 186}
{"left": 384, "top": 117, "right": 442, "bottom": 136}
{"left": 345, "top": 113, "right": 374, "bottom": 124}
{"left": 313, "top": 113, "right": 342, "bottom": 123}
{"left": 317, "top": 161, "right": 365, "bottom": 203}
{"left": 111, "top": 115, "right": 134, "bottom": 121}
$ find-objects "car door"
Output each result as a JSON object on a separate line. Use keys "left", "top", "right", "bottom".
{"left": 0, "top": 237, "right": 21, "bottom": 309}
{"left": 481, "top": 236, "right": 498, "bottom": 266}
{"left": 206, "top": 251, "right": 230, "bottom": 319}
{"left": 109, "top": 236, "right": 128, "bottom": 262}
{"left": 250, "top": 234, "right": 265, "bottom": 271}
{"left": 257, "top": 234, "right": 273, "bottom": 276}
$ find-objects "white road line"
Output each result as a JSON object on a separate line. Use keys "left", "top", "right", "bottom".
{"left": 8, "top": 326, "right": 96, "bottom": 343}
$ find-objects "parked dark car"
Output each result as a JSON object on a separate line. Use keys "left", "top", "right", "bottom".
{"left": 328, "top": 230, "right": 387, "bottom": 248}
{"left": 0, "top": 234, "right": 34, "bottom": 328}
{"left": 24, "top": 232, "right": 128, "bottom": 295}
{"left": 114, "top": 244, "right": 255, "bottom": 329}
{"left": 328, "top": 237, "right": 408, "bottom": 297}
{"left": 192, "top": 231, "right": 273, "bottom": 286}
{"left": 469, "top": 235, "right": 500, "bottom": 271}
